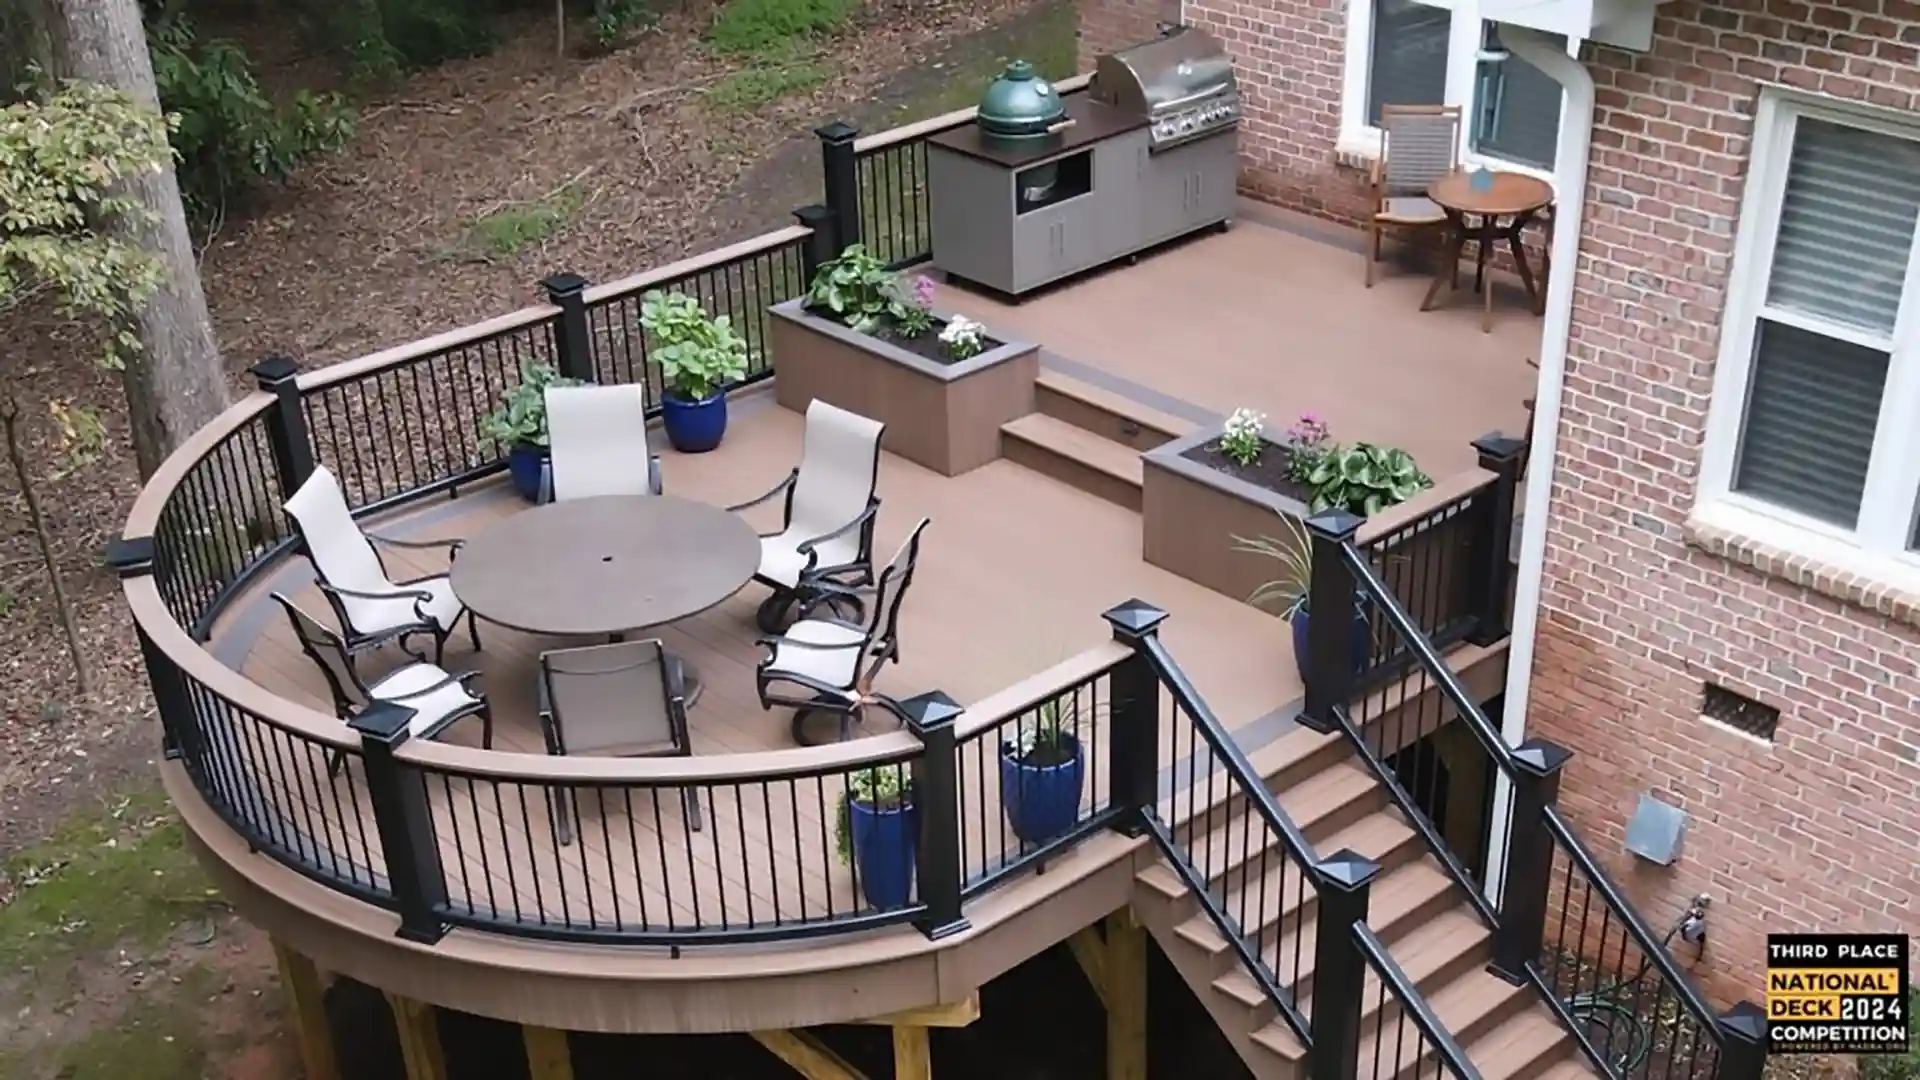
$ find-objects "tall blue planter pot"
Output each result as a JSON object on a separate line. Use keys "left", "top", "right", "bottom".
{"left": 661, "top": 389, "right": 728, "bottom": 454}
{"left": 507, "top": 443, "right": 546, "bottom": 502}
{"left": 1000, "top": 736, "right": 1086, "bottom": 845}
{"left": 848, "top": 798, "right": 917, "bottom": 910}
{"left": 1290, "top": 604, "right": 1373, "bottom": 678}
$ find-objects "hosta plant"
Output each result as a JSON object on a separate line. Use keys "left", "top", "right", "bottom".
{"left": 1306, "top": 443, "right": 1432, "bottom": 516}
{"left": 806, "top": 244, "right": 921, "bottom": 335}
{"left": 480, "top": 361, "right": 583, "bottom": 449}
{"left": 638, "top": 289, "right": 749, "bottom": 401}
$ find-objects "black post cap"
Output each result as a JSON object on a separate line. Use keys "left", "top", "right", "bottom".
{"left": 1472, "top": 432, "right": 1529, "bottom": 463}
{"left": 349, "top": 701, "right": 418, "bottom": 745}
{"left": 540, "top": 272, "right": 589, "bottom": 297}
{"left": 1304, "top": 508, "right": 1364, "bottom": 542}
{"left": 814, "top": 120, "right": 859, "bottom": 142}
{"left": 250, "top": 355, "right": 300, "bottom": 386}
{"left": 895, "top": 689, "right": 964, "bottom": 732}
{"left": 1102, "top": 598, "right": 1169, "bottom": 640}
{"left": 104, "top": 535, "right": 156, "bottom": 576}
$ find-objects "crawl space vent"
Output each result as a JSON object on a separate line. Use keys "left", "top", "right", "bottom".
{"left": 1701, "top": 682, "right": 1778, "bottom": 741}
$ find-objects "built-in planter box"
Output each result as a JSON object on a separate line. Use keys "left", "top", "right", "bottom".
{"left": 1143, "top": 427, "right": 1490, "bottom": 623}
{"left": 769, "top": 299, "right": 1040, "bottom": 477}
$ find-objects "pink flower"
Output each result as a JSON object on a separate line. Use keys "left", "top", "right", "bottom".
{"left": 911, "top": 274, "right": 938, "bottom": 307}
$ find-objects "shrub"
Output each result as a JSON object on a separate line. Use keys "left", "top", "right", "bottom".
{"left": 1860, "top": 990, "right": 1919, "bottom": 1080}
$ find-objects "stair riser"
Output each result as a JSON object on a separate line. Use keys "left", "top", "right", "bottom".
{"left": 1288, "top": 886, "right": 1484, "bottom": 1018}
{"left": 1035, "top": 384, "right": 1182, "bottom": 451}
{"left": 1168, "top": 786, "right": 1388, "bottom": 897}
{"left": 1135, "top": 885, "right": 1309, "bottom": 1080}
{"left": 1167, "top": 739, "right": 1366, "bottom": 853}
{"left": 1363, "top": 985, "right": 1532, "bottom": 1080}
{"left": 1001, "top": 431, "right": 1143, "bottom": 511}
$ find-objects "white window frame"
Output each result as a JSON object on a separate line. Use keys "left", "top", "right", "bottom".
{"left": 1337, "top": 0, "right": 1572, "bottom": 186}
{"left": 1695, "top": 88, "right": 1920, "bottom": 591}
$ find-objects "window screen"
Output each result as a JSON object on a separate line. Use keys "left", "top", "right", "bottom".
{"left": 1471, "top": 24, "right": 1562, "bottom": 168}
{"left": 1366, "top": 0, "right": 1449, "bottom": 126}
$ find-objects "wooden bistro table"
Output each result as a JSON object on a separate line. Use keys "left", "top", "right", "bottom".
{"left": 1423, "top": 169, "right": 1555, "bottom": 333}
{"left": 452, "top": 495, "right": 762, "bottom": 707}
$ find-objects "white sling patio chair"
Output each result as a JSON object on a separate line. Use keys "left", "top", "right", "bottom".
{"left": 283, "top": 465, "right": 478, "bottom": 666}
{"left": 727, "top": 400, "right": 885, "bottom": 633}
{"left": 540, "top": 384, "right": 662, "bottom": 503}
{"left": 273, "top": 594, "right": 492, "bottom": 774}
{"left": 755, "top": 518, "right": 928, "bottom": 746}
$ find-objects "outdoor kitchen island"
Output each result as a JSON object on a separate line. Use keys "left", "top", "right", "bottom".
{"left": 926, "top": 29, "right": 1241, "bottom": 298}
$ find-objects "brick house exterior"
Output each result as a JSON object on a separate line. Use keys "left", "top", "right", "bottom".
{"left": 1075, "top": 0, "right": 1920, "bottom": 1006}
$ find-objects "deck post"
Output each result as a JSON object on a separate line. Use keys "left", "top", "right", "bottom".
{"left": 1713, "top": 1001, "right": 1770, "bottom": 1080}
{"left": 1103, "top": 910, "right": 1149, "bottom": 1080}
{"left": 1102, "top": 599, "right": 1169, "bottom": 837}
{"left": 1301, "top": 510, "right": 1364, "bottom": 733}
{"left": 252, "top": 356, "right": 316, "bottom": 496}
{"left": 384, "top": 991, "right": 449, "bottom": 1080}
{"left": 107, "top": 537, "right": 197, "bottom": 763}
{"left": 523, "top": 1025, "right": 576, "bottom": 1080}
{"left": 795, "top": 204, "right": 837, "bottom": 283}
{"left": 271, "top": 939, "right": 341, "bottom": 1080}
{"left": 540, "top": 273, "right": 596, "bottom": 383}
{"left": 892, "top": 1024, "right": 933, "bottom": 1080}
{"left": 1466, "top": 433, "right": 1526, "bottom": 645}
{"left": 350, "top": 701, "right": 449, "bottom": 943}
{"left": 1487, "top": 738, "right": 1573, "bottom": 984}
{"left": 816, "top": 121, "right": 861, "bottom": 255}
{"left": 897, "top": 690, "right": 970, "bottom": 939}
{"left": 1308, "top": 850, "right": 1382, "bottom": 1080}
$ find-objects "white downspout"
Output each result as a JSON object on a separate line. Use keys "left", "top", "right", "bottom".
{"left": 1479, "top": 25, "right": 1593, "bottom": 905}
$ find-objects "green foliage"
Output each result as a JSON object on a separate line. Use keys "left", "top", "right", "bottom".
{"left": 460, "top": 185, "right": 583, "bottom": 257}
{"left": 706, "top": 59, "right": 827, "bottom": 111}
{"left": 705, "top": 0, "right": 856, "bottom": 55}
{"left": 1306, "top": 443, "right": 1432, "bottom": 516}
{"left": 480, "top": 361, "right": 582, "bottom": 449}
{"left": 591, "top": 0, "right": 660, "bottom": 47}
{"left": 149, "top": 16, "right": 355, "bottom": 219}
{"left": 805, "top": 244, "right": 923, "bottom": 335}
{"left": 638, "top": 290, "right": 749, "bottom": 402}
{"left": 1861, "top": 991, "right": 1919, "bottom": 1080}
{"left": 0, "top": 78, "right": 173, "bottom": 366}
{"left": 833, "top": 766, "right": 910, "bottom": 864}
{"left": 1234, "top": 511, "right": 1313, "bottom": 620}
{"left": 1218, "top": 407, "right": 1265, "bottom": 467}
{"left": 302, "top": 0, "right": 501, "bottom": 83}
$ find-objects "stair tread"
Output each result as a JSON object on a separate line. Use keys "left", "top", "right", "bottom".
{"left": 1243, "top": 909, "right": 1493, "bottom": 1061}
{"left": 1034, "top": 369, "right": 1194, "bottom": 439}
{"left": 1352, "top": 968, "right": 1531, "bottom": 1078}
{"left": 1466, "top": 1009, "right": 1576, "bottom": 1080}
{"left": 1001, "top": 413, "right": 1144, "bottom": 486}
{"left": 1527, "top": 1055, "right": 1602, "bottom": 1080}
{"left": 1141, "top": 760, "right": 1381, "bottom": 904}
{"left": 1206, "top": 856, "right": 1456, "bottom": 1004}
{"left": 1172, "top": 809, "right": 1423, "bottom": 954}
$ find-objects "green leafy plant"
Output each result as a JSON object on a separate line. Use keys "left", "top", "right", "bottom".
{"left": 805, "top": 244, "right": 926, "bottom": 335}
{"left": 149, "top": 16, "right": 355, "bottom": 219}
{"left": 1233, "top": 511, "right": 1313, "bottom": 619}
{"left": 938, "top": 314, "right": 989, "bottom": 360}
{"left": 639, "top": 290, "right": 750, "bottom": 402}
{"left": 1861, "top": 989, "right": 1919, "bottom": 1080}
{"left": 1282, "top": 412, "right": 1331, "bottom": 483}
{"left": 1219, "top": 407, "right": 1265, "bottom": 468}
{"left": 1306, "top": 443, "right": 1432, "bottom": 516}
{"left": 479, "top": 361, "right": 582, "bottom": 450}
{"left": 705, "top": 0, "right": 857, "bottom": 55}
{"left": 833, "top": 766, "right": 911, "bottom": 864}
{"left": 592, "top": 0, "right": 660, "bottom": 47}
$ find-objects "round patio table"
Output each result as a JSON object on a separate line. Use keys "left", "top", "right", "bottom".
{"left": 451, "top": 495, "right": 762, "bottom": 705}
{"left": 1422, "top": 169, "right": 1555, "bottom": 333}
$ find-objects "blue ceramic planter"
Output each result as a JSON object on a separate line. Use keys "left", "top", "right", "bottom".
{"left": 661, "top": 389, "right": 728, "bottom": 453}
{"left": 507, "top": 443, "right": 546, "bottom": 502}
{"left": 1290, "top": 604, "right": 1373, "bottom": 678}
{"left": 1000, "top": 735, "right": 1086, "bottom": 845}
{"left": 848, "top": 797, "right": 917, "bottom": 910}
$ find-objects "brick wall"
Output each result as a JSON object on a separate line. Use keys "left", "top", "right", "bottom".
{"left": 1076, "top": 0, "right": 1183, "bottom": 73}
{"left": 1530, "top": 0, "right": 1920, "bottom": 1006}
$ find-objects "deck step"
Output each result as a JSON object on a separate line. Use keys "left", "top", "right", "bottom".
{"left": 1464, "top": 1009, "right": 1578, "bottom": 1080}
{"left": 1001, "top": 413, "right": 1144, "bottom": 511}
{"left": 1350, "top": 968, "right": 1533, "bottom": 1080}
{"left": 1033, "top": 369, "right": 1193, "bottom": 451}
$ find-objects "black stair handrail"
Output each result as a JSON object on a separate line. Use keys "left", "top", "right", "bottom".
{"left": 1353, "top": 921, "right": 1487, "bottom": 1080}
{"left": 1305, "top": 528, "right": 1740, "bottom": 1079}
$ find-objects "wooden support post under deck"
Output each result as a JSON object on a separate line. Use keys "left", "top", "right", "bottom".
{"left": 384, "top": 991, "right": 449, "bottom": 1080}
{"left": 523, "top": 1025, "right": 576, "bottom": 1080}
{"left": 858, "top": 992, "right": 980, "bottom": 1028}
{"left": 751, "top": 1030, "right": 871, "bottom": 1080}
{"left": 272, "top": 940, "right": 340, "bottom": 1080}
{"left": 1104, "top": 910, "right": 1148, "bottom": 1080}
{"left": 893, "top": 1024, "right": 933, "bottom": 1080}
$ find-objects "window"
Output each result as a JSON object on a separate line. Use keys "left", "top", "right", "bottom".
{"left": 1701, "top": 94, "right": 1920, "bottom": 571}
{"left": 1470, "top": 24, "right": 1562, "bottom": 168}
{"left": 1366, "top": 0, "right": 1450, "bottom": 125}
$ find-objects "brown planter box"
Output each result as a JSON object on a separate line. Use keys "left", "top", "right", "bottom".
{"left": 768, "top": 300, "right": 1040, "bottom": 477}
{"left": 1143, "top": 428, "right": 1493, "bottom": 622}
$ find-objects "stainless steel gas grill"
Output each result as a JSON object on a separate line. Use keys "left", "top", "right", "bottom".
{"left": 925, "top": 32, "right": 1242, "bottom": 298}
{"left": 1089, "top": 26, "right": 1241, "bottom": 153}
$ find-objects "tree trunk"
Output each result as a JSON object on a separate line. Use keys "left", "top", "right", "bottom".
{"left": 41, "top": 0, "right": 230, "bottom": 479}
{"left": 1, "top": 394, "right": 92, "bottom": 696}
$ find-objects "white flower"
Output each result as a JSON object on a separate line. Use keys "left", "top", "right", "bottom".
{"left": 1224, "top": 408, "right": 1265, "bottom": 439}
{"left": 938, "top": 314, "right": 989, "bottom": 359}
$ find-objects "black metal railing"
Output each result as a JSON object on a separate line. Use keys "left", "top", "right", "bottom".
{"left": 954, "top": 655, "right": 1128, "bottom": 897}
{"left": 1353, "top": 921, "right": 1487, "bottom": 1080}
{"left": 1299, "top": 486, "right": 1770, "bottom": 1080}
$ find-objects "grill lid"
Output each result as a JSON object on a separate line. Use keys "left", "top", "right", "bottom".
{"left": 1092, "top": 25, "right": 1236, "bottom": 117}
{"left": 976, "top": 61, "right": 1067, "bottom": 139}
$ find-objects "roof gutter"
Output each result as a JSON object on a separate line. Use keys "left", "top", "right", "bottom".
{"left": 1481, "top": 25, "right": 1594, "bottom": 900}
